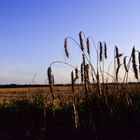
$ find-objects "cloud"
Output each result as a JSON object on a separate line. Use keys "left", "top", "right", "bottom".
{"left": 0, "top": 63, "right": 44, "bottom": 84}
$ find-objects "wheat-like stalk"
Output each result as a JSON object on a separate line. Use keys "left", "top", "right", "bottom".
{"left": 80, "top": 63, "right": 84, "bottom": 83}
{"left": 51, "top": 74, "right": 55, "bottom": 86}
{"left": 99, "top": 41, "right": 103, "bottom": 61}
{"left": 47, "top": 67, "right": 55, "bottom": 99}
{"left": 47, "top": 67, "right": 52, "bottom": 86}
{"left": 71, "top": 71, "right": 75, "bottom": 93}
{"left": 72, "top": 102, "right": 79, "bottom": 129}
{"left": 123, "top": 56, "right": 128, "bottom": 72}
{"left": 86, "top": 38, "right": 90, "bottom": 55}
{"left": 131, "top": 47, "right": 138, "bottom": 79}
{"left": 84, "top": 64, "right": 89, "bottom": 81}
{"left": 64, "top": 38, "right": 69, "bottom": 58}
{"left": 138, "top": 51, "right": 140, "bottom": 72}
{"left": 79, "top": 31, "right": 84, "bottom": 51}
{"left": 104, "top": 41, "right": 107, "bottom": 59}
{"left": 82, "top": 54, "right": 86, "bottom": 65}
{"left": 115, "top": 46, "right": 120, "bottom": 66}
{"left": 74, "top": 68, "right": 79, "bottom": 82}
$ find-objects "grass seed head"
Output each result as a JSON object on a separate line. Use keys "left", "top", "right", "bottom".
{"left": 86, "top": 38, "right": 90, "bottom": 55}
{"left": 75, "top": 68, "right": 79, "bottom": 80}
{"left": 138, "top": 51, "right": 140, "bottom": 64}
{"left": 82, "top": 54, "right": 86, "bottom": 65}
{"left": 138, "top": 51, "right": 140, "bottom": 72}
{"left": 115, "top": 46, "right": 119, "bottom": 57}
{"left": 64, "top": 38, "right": 69, "bottom": 58}
{"left": 47, "top": 67, "right": 52, "bottom": 85}
{"left": 71, "top": 71, "right": 75, "bottom": 93}
{"left": 99, "top": 41, "right": 103, "bottom": 61}
{"left": 47, "top": 66, "right": 55, "bottom": 97}
{"left": 104, "top": 41, "right": 107, "bottom": 59}
{"left": 115, "top": 46, "right": 121, "bottom": 66}
{"left": 131, "top": 47, "right": 138, "bottom": 79}
{"left": 79, "top": 31, "right": 84, "bottom": 51}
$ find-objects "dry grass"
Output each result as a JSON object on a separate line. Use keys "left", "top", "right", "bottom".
{"left": 0, "top": 83, "right": 139, "bottom": 101}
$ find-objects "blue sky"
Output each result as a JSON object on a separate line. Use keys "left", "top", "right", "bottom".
{"left": 0, "top": 0, "right": 140, "bottom": 84}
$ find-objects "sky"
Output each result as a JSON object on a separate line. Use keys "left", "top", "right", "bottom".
{"left": 0, "top": 0, "right": 140, "bottom": 84}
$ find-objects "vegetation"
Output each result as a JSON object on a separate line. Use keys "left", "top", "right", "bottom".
{"left": 0, "top": 32, "right": 140, "bottom": 139}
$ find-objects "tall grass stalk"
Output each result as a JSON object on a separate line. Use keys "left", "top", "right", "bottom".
{"left": 131, "top": 47, "right": 138, "bottom": 79}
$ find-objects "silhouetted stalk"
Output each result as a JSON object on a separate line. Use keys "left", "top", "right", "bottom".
{"left": 70, "top": 70, "right": 79, "bottom": 129}
{"left": 122, "top": 55, "right": 132, "bottom": 84}
{"left": 99, "top": 41, "right": 103, "bottom": 62}
{"left": 87, "top": 36, "right": 99, "bottom": 82}
{"left": 116, "top": 64, "right": 122, "bottom": 82}
{"left": 85, "top": 64, "right": 89, "bottom": 82}
{"left": 138, "top": 51, "right": 140, "bottom": 72}
{"left": 123, "top": 56, "right": 128, "bottom": 73}
{"left": 104, "top": 41, "right": 107, "bottom": 59}
{"left": 97, "top": 41, "right": 104, "bottom": 96}
{"left": 74, "top": 68, "right": 79, "bottom": 81}
{"left": 81, "top": 63, "right": 84, "bottom": 83}
{"left": 102, "top": 42, "right": 107, "bottom": 84}
{"left": 96, "top": 43, "right": 101, "bottom": 95}
{"left": 79, "top": 31, "right": 84, "bottom": 51}
{"left": 121, "top": 56, "right": 130, "bottom": 94}
{"left": 113, "top": 47, "right": 117, "bottom": 94}
{"left": 96, "top": 44, "right": 102, "bottom": 95}
{"left": 115, "top": 46, "right": 121, "bottom": 67}
{"left": 83, "top": 56, "right": 88, "bottom": 95}
{"left": 72, "top": 102, "right": 79, "bottom": 129}
{"left": 47, "top": 66, "right": 55, "bottom": 99}
{"left": 64, "top": 38, "right": 69, "bottom": 58}
{"left": 99, "top": 41, "right": 104, "bottom": 84}
{"left": 87, "top": 37, "right": 90, "bottom": 56}
{"left": 131, "top": 47, "right": 138, "bottom": 79}
{"left": 71, "top": 71, "right": 75, "bottom": 93}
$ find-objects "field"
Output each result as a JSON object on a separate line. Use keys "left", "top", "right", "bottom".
{"left": 0, "top": 83, "right": 140, "bottom": 140}
{"left": 0, "top": 83, "right": 140, "bottom": 102}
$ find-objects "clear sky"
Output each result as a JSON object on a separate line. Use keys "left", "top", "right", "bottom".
{"left": 0, "top": 0, "right": 140, "bottom": 84}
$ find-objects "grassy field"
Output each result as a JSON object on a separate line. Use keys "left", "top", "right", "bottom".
{"left": 0, "top": 82, "right": 140, "bottom": 99}
{"left": 0, "top": 83, "right": 140, "bottom": 140}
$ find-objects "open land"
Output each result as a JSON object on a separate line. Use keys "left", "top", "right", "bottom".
{"left": 0, "top": 83, "right": 140, "bottom": 140}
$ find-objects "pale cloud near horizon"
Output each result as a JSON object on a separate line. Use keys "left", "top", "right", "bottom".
{"left": 0, "top": 63, "right": 42, "bottom": 84}
{"left": 0, "top": 63, "right": 72, "bottom": 84}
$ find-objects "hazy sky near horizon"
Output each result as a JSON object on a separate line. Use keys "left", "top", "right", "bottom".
{"left": 0, "top": 0, "right": 140, "bottom": 84}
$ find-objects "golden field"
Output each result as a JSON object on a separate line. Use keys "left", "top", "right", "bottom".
{"left": 0, "top": 83, "right": 139, "bottom": 100}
